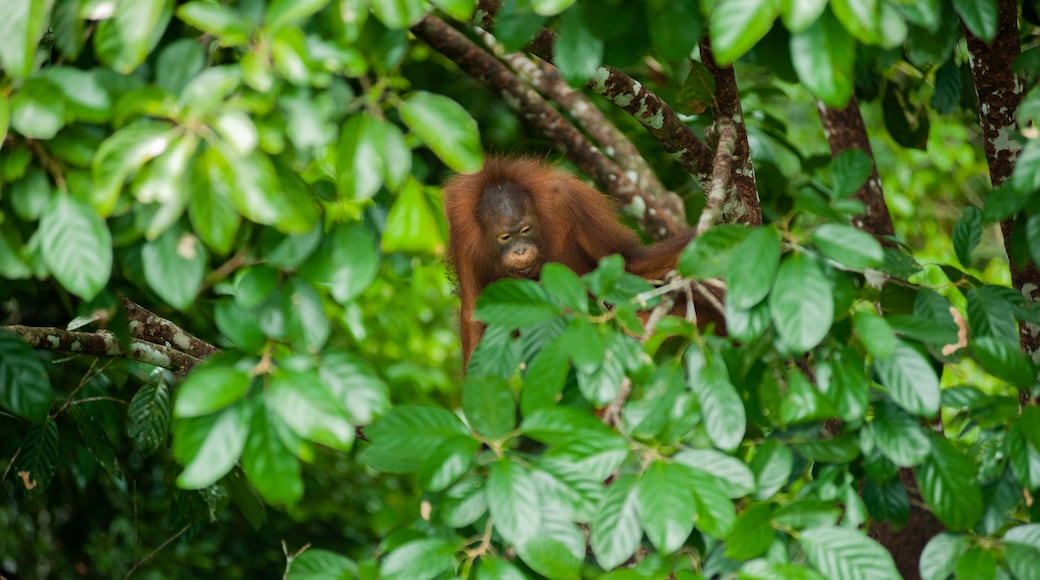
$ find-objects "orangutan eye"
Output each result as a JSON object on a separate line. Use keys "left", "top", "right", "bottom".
{"left": 519, "top": 225, "right": 531, "bottom": 235}
{"left": 498, "top": 233, "right": 511, "bottom": 243}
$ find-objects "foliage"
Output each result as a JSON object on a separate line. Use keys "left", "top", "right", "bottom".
{"left": 1, "top": 0, "right": 1040, "bottom": 578}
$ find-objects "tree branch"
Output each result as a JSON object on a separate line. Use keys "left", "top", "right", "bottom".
{"left": 121, "top": 298, "right": 219, "bottom": 359}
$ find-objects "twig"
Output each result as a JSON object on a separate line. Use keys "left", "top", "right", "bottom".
{"left": 123, "top": 524, "right": 191, "bottom": 579}
{"left": 695, "top": 119, "right": 738, "bottom": 235}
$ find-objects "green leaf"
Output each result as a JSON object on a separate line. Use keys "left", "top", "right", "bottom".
{"left": 725, "top": 502, "right": 776, "bottom": 559}
{"left": 983, "top": 181, "right": 1030, "bottom": 222}
{"left": 135, "top": 134, "right": 199, "bottom": 239}
{"left": 0, "top": 94, "right": 9, "bottom": 146}
{"left": 38, "top": 67, "right": 113, "bottom": 124}
{"left": 174, "top": 400, "right": 253, "bottom": 489}
{"left": 266, "top": 0, "right": 328, "bottom": 30}
{"left": 188, "top": 156, "right": 241, "bottom": 255}
{"left": 95, "top": 0, "right": 172, "bottom": 73}
{"left": 541, "top": 263, "right": 588, "bottom": 313}
{"left": 315, "top": 224, "right": 380, "bottom": 304}
{"left": 1004, "top": 524, "right": 1040, "bottom": 580}
{"left": 127, "top": 380, "right": 171, "bottom": 455}
{"left": 10, "top": 78, "right": 65, "bottom": 140}
{"left": 495, "top": 0, "right": 547, "bottom": 51}
{"left": 686, "top": 347, "right": 745, "bottom": 452}
{"left": 873, "top": 339, "right": 940, "bottom": 417}
{"left": 679, "top": 224, "right": 749, "bottom": 278}
{"left": 638, "top": 461, "right": 697, "bottom": 554}
{"left": 317, "top": 351, "right": 390, "bottom": 427}
{"left": 0, "top": 0, "right": 54, "bottom": 78}
{"left": 463, "top": 374, "right": 516, "bottom": 440}
{"left": 790, "top": 10, "right": 855, "bottom": 107}
{"left": 872, "top": 401, "right": 930, "bottom": 467}
{"left": 780, "top": 368, "right": 831, "bottom": 425}
{"left": 966, "top": 285, "right": 1019, "bottom": 346}
{"left": 488, "top": 459, "right": 542, "bottom": 547}
{"left": 476, "top": 279, "right": 562, "bottom": 327}
{"left": 954, "top": 546, "right": 996, "bottom": 580}
{"left": 931, "top": 58, "right": 961, "bottom": 114}
{"left": 555, "top": 5, "right": 602, "bottom": 85}
{"left": 770, "top": 253, "right": 834, "bottom": 353}
{"left": 268, "top": 369, "right": 354, "bottom": 451}
{"left": 647, "top": 0, "right": 702, "bottom": 61}
{"left": 241, "top": 402, "right": 304, "bottom": 505}
{"left": 531, "top": 0, "right": 575, "bottom": 15}
{"left": 710, "top": 0, "right": 780, "bottom": 64}
{"left": 39, "top": 194, "right": 113, "bottom": 301}
{"left": 687, "top": 466, "right": 736, "bottom": 538}
{"left": 68, "top": 405, "right": 122, "bottom": 478}
{"left": 142, "top": 227, "right": 206, "bottom": 310}
{"left": 518, "top": 536, "right": 581, "bottom": 580}
{"left": 750, "top": 439, "right": 793, "bottom": 499}
{"left": 287, "top": 549, "right": 357, "bottom": 579}
{"left": 812, "top": 224, "right": 884, "bottom": 270}
{"left": 417, "top": 436, "right": 479, "bottom": 492}
{"left": 441, "top": 477, "right": 488, "bottom": 528}
{"left": 918, "top": 533, "right": 970, "bottom": 580}
{"left": 174, "top": 358, "right": 252, "bottom": 418}
{"left": 954, "top": 207, "right": 983, "bottom": 268}
{"left": 727, "top": 225, "right": 782, "bottom": 309}
{"left": 381, "top": 538, "right": 455, "bottom": 580}
{"left": 382, "top": 178, "right": 445, "bottom": 254}
{"left": 92, "top": 121, "right": 176, "bottom": 215}
{"left": 830, "top": 148, "right": 872, "bottom": 198}
{"left": 176, "top": 1, "right": 253, "bottom": 46}
{"left": 972, "top": 336, "right": 1036, "bottom": 388}
{"left": 773, "top": 499, "right": 841, "bottom": 530}
{"left": 916, "top": 436, "right": 982, "bottom": 530}
{"left": 674, "top": 448, "right": 756, "bottom": 497}
{"left": 399, "top": 91, "right": 483, "bottom": 172}
{"left": 591, "top": 475, "right": 641, "bottom": 570}
{"left": 431, "top": 0, "right": 477, "bottom": 20}
{"left": 952, "top": 0, "right": 996, "bottom": 42}
{"left": 0, "top": 330, "right": 55, "bottom": 421}
{"left": 13, "top": 417, "right": 59, "bottom": 493}
{"left": 336, "top": 114, "right": 384, "bottom": 202}
{"left": 852, "top": 311, "right": 896, "bottom": 360}
{"left": 475, "top": 558, "right": 526, "bottom": 580}
{"left": 799, "top": 526, "right": 899, "bottom": 580}
{"left": 208, "top": 148, "right": 318, "bottom": 234}
{"left": 370, "top": 0, "right": 425, "bottom": 28}
{"left": 364, "top": 406, "right": 469, "bottom": 473}
{"left": 677, "top": 59, "right": 716, "bottom": 115}
{"left": 781, "top": 0, "right": 827, "bottom": 32}
{"left": 283, "top": 278, "right": 330, "bottom": 354}
{"left": 520, "top": 338, "right": 570, "bottom": 416}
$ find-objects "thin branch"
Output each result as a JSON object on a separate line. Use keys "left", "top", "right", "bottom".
{"left": 696, "top": 118, "right": 738, "bottom": 235}
{"left": 411, "top": 14, "right": 684, "bottom": 238}
{"left": 123, "top": 524, "right": 191, "bottom": 579}
{"left": 4, "top": 325, "right": 202, "bottom": 376}
{"left": 121, "top": 297, "right": 219, "bottom": 359}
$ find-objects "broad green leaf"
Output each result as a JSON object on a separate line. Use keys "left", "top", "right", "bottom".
{"left": 399, "top": 91, "right": 483, "bottom": 172}
{"left": 872, "top": 401, "right": 930, "bottom": 467}
{"left": 773, "top": 499, "right": 841, "bottom": 530}
{"left": 174, "top": 358, "right": 252, "bottom": 418}
{"left": 382, "top": 178, "right": 445, "bottom": 254}
{"left": 952, "top": 0, "right": 997, "bottom": 42}
{"left": 916, "top": 436, "right": 982, "bottom": 530}
{"left": 0, "top": 330, "right": 55, "bottom": 421}
{"left": 188, "top": 154, "right": 241, "bottom": 255}
{"left": 417, "top": 436, "right": 479, "bottom": 492}
{"left": 462, "top": 374, "right": 516, "bottom": 440}
{"left": 374, "top": 118, "right": 412, "bottom": 190}
{"left": 488, "top": 459, "right": 542, "bottom": 547}
{"left": 68, "top": 405, "right": 121, "bottom": 477}
{"left": 174, "top": 400, "right": 253, "bottom": 489}
{"left": 647, "top": 0, "right": 702, "bottom": 61}
{"left": 751, "top": 439, "right": 793, "bottom": 499}
{"left": 521, "top": 407, "right": 612, "bottom": 445}
{"left": 638, "top": 461, "right": 696, "bottom": 554}
{"left": 127, "top": 380, "right": 171, "bottom": 455}
{"left": 954, "top": 207, "right": 983, "bottom": 268}
{"left": 283, "top": 278, "right": 330, "bottom": 354}
{"left": 710, "top": 0, "right": 780, "bottom": 64}
{"left": 918, "top": 533, "right": 970, "bottom": 580}
{"left": 95, "top": 0, "right": 172, "bottom": 73}
{"left": 531, "top": 0, "right": 575, "bottom": 15}
{"left": 302, "top": 223, "right": 380, "bottom": 304}
{"left": 496, "top": 0, "right": 547, "bottom": 51}
{"left": 476, "top": 278, "right": 562, "bottom": 327}
{"left": 518, "top": 536, "right": 581, "bottom": 580}
{"left": 1004, "top": 524, "right": 1040, "bottom": 580}
{"left": 520, "top": 337, "right": 570, "bottom": 416}
{"left": 134, "top": 134, "right": 199, "bottom": 239}
{"left": 317, "top": 351, "right": 390, "bottom": 426}
{"left": 674, "top": 448, "right": 756, "bottom": 497}
{"left": 1008, "top": 420, "right": 1040, "bottom": 490}
{"left": 156, "top": 38, "right": 205, "bottom": 93}
{"left": 813, "top": 224, "right": 884, "bottom": 270}
{"left": 287, "top": 550, "right": 357, "bottom": 579}
{"left": 954, "top": 546, "right": 997, "bottom": 580}
{"left": 266, "top": 0, "right": 328, "bottom": 30}
{"left": 268, "top": 369, "right": 354, "bottom": 451}
{"left": 679, "top": 224, "right": 749, "bottom": 278}
{"left": 541, "top": 263, "right": 588, "bottom": 313}
{"left": 799, "top": 526, "right": 899, "bottom": 580}
{"left": 780, "top": 368, "right": 831, "bottom": 425}
{"left": 0, "top": 0, "right": 54, "bottom": 78}
{"left": 11, "top": 167, "right": 51, "bottom": 221}
{"left": 431, "top": 0, "right": 477, "bottom": 20}
{"left": 972, "top": 336, "right": 1036, "bottom": 388}
{"left": 687, "top": 466, "right": 736, "bottom": 538}
{"left": 966, "top": 285, "right": 1019, "bottom": 346}
{"left": 830, "top": 148, "right": 873, "bottom": 198}
{"left": 852, "top": 311, "right": 896, "bottom": 360}
{"left": 591, "top": 475, "right": 641, "bottom": 570}
{"left": 686, "top": 347, "right": 745, "bottom": 452}
{"left": 442, "top": 477, "right": 488, "bottom": 528}
{"left": 92, "top": 121, "right": 176, "bottom": 215}
{"left": 555, "top": 5, "right": 602, "bottom": 84}
{"left": 337, "top": 114, "right": 384, "bottom": 202}
{"left": 790, "top": 10, "right": 855, "bottom": 107}
{"left": 364, "top": 406, "right": 469, "bottom": 473}
{"left": 781, "top": 0, "right": 827, "bottom": 32}
{"left": 261, "top": 226, "right": 322, "bottom": 270}
{"left": 10, "top": 78, "right": 65, "bottom": 140}
{"left": 770, "top": 253, "right": 834, "bottom": 353}
{"left": 0, "top": 94, "right": 9, "bottom": 145}
{"left": 725, "top": 502, "right": 776, "bottom": 559}
{"left": 39, "top": 194, "right": 113, "bottom": 301}
{"left": 727, "top": 225, "right": 782, "bottom": 309}
{"left": 13, "top": 418, "right": 59, "bottom": 493}
{"left": 873, "top": 339, "right": 940, "bottom": 417}
{"left": 211, "top": 147, "right": 318, "bottom": 234}
{"left": 370, "top": 0, "right": 425, "bottom": 28}
{"left": 142, "top": 227, "right": 207, "bottom": 310}
{"left": 38, "top": 67, "right": 112, "bottom": 124}
{"left": 176, "top": 1, "right": 253, "bottom": 46}
{"left": 241, "top": 403, "right": 304, "bottom": 505}
{"left": 475, "top": 558, "right": 526, "bottom": 580}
